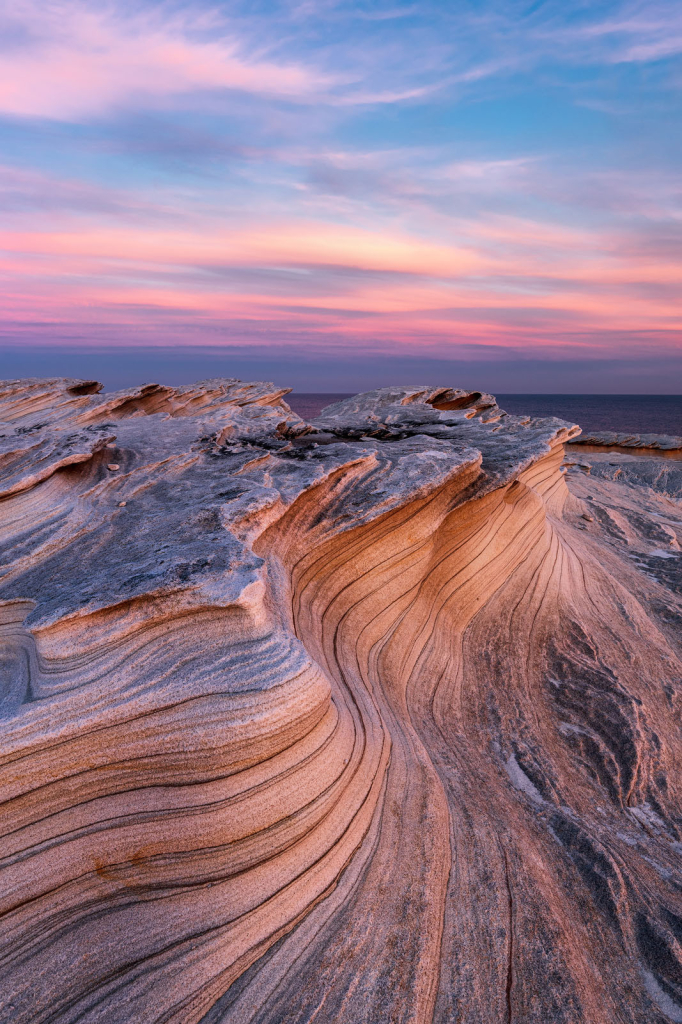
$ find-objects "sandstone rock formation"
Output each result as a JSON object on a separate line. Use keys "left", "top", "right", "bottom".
{"left": 568, "top": 429, "right": 682, "bottom": 451}
{"left": 1, "top": 378, "right": 682, "bottom": 1024}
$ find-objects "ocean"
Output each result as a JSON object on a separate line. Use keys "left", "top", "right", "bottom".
{"left": 287, "top": 394, "right": 682, "bottom": 436}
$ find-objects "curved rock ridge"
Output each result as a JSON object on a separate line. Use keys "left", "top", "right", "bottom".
{"left": 1, "top": 379, "right": 681, "bottom": 1024}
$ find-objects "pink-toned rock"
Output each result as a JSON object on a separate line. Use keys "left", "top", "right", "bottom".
{"left": 1, "top": 380, "right": 681, "bottom": 1024}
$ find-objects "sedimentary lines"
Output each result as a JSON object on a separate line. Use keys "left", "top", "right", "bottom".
{"left": 246, "top": 446, "right": 562, "bottom": 1023}
{"left": 1, "top": 380, "right": 682, "bottom": 1023}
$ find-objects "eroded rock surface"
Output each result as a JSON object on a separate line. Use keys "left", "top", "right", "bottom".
{"left": 568, "top": 429, "right": 682, "bottom": 450}
{"left": 1, "top": 379, "right": 682, "bottom": 1024}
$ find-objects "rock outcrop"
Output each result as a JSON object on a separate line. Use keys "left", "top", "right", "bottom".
{"left": 1, "top": 379, "right": 682, "bottom": 1024}
{"left": 568, "top": 429, "right": 682, "bottom": 450}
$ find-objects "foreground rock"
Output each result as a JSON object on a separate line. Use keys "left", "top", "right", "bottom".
{"left": 1, "top": 379, "right": 682, "bottom": 1024}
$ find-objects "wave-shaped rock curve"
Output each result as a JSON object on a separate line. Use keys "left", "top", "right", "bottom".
{"left": 1, "top": 379, "right": 681, "bottom": 1024}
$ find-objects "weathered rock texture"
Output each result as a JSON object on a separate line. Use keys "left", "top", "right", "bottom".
{"left": 1, "top": 379, "right": 682, "bottom": 1024}
{"left": 568, "top": 430, "right": 682, "bottom": 450}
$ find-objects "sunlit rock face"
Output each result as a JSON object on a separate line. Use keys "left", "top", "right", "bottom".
{"left": 1, "top": 378, "right": 682, "bottom": 1024}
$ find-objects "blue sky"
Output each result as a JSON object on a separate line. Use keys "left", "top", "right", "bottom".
{"left": 0, "top": 0, "right": 680, "bottom": 390}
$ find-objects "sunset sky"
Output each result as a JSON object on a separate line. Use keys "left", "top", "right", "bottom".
{"left": 1, "top": 0, "right": 680, "bottom": 390}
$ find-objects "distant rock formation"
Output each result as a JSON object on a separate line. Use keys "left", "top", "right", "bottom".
{"left": 1, "top": 379, "right": 681, "bottom": 1024}
{"left": 568, "top": 429, "right": 682, "bottom": 450}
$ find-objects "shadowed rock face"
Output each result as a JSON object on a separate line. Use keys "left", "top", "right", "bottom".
{"left": 1, "top": 379, "right": 682, "bottom": 1024}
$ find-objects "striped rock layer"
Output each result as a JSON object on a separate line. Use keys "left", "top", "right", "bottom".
{"left": 1, "top": 379, "right": 682, "bottom": 1024}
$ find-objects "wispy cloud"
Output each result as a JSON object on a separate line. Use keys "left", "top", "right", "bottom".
{"left": 0, "top": 173, "right": 679, "bottom": 360}
{"left": 0, "top": 2, "right": 334, "bottom": 119}
{"left": 530, "top": 1, "right": 682, "bottom": 64}
{"left": 0, "top": 0, "right": 504, "bottom": 122}
{"left": 0, "top": 0, "right": 680, "bottom": 385}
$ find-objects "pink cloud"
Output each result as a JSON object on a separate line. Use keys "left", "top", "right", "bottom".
{"left": 0, "top": 172, "right": 679, "bottom": 360}
{"left": 0, "top": 221, "right": 481, "bottom": 277}
{"left": 0, "top": 3, "right": 333, "bottom": 119}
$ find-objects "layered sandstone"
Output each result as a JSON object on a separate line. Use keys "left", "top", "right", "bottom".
{"left": 568, "top": 429, "right": 682, "bottom": 450}
{"left": 1, "top": 379, "right": 681, "bottom": 1024}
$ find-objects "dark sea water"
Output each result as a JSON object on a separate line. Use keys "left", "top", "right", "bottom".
{"left": 287, "top": 393, "right": 682, "bottom": 436}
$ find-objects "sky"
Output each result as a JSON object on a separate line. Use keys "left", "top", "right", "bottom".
{"left": 0, "top": 0, "right": 680, "bottom": 392}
